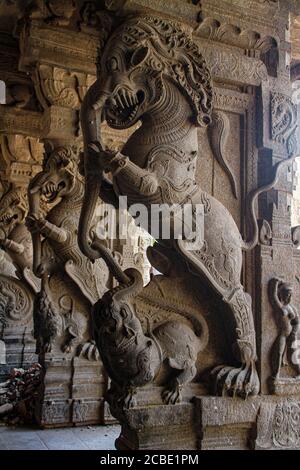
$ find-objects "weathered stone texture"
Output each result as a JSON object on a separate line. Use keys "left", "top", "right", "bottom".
{"left": 1, "top": 0, "right": 300, "bottom": 449}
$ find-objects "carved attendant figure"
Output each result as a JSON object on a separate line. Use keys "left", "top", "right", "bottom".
{"left": 0, "top": 185, "right": 39, "bottom": 373}
{"left": 26, "top": 145, "right": 108, "bottom": 354}
{"left": 271, "top": 279, "right": 300, "bottom": 379}
{"left": 0, "top": 185, "right": 39, "bottom": 292}
{"left": 79, "top": 15, "right": 294, "bottom": 398}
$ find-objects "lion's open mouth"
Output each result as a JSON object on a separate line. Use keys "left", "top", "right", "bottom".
{"left": 0, "top": 213, "right": 17, "bottom": 225}
{"left": 106, "top": 88, "right": 144, "bottom": 128}
{"left": 41, "top": 181, "right": 66, "bottom": 202}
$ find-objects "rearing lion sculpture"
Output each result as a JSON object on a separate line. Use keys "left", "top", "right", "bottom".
{"left": 79, "top": 15, "right": 293, "bottom": 399}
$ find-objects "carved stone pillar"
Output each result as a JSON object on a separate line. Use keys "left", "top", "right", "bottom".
{"left": 15, "top": 17, "right": 106, "bottom": 426}
{"left": 255, "top": 49, "right": 300, "bottom": 397}
{"left": 2, "top": 0, "right": 300, "bottom": 447}
{"left": 0, "top": 132, "right": 43, "bottom": 381}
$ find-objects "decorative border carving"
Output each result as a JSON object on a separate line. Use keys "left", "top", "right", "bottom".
{"left": 194, "top": 16, "right": 277, "bottom": 53}
{"left": 19, "top": 19, "right": 109, "bottom": 75}
{"left": 199, "top": 40, "right": 268, "bottom": 85}
{"left": 270, "top": 377, "right": 300, "bottom": 396}
{"left": 0, "top": 106, "right": 44, "bottom": 137}
{"left": 214, "top": 88, "right": 252, "bottom": 112}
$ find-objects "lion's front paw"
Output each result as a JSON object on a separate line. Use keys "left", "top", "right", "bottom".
{"left": 162, "top": 384, "right": 182, "bottom": 405}
{"left": 76, "top": 340, "right": 100, "bottom": 361}
{"left": 25, "top": 215, "right": 46, "bottom": 235}
{"left": 211, "top": 361, "right": 260, "bottom": 398}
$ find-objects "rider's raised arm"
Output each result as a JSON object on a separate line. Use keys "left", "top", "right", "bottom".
{"left": 37, "top": 219, "right": 68, "bottom": 244}
{"left": 272, "top": 279, "right": 282, "bottom": 310}
{"left": 110, "top": 153, "right": 158, "bottom": 197}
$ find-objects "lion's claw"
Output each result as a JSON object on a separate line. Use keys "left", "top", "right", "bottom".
{"left": 211, "top": 361, "right": 259, "bottom": 398}
{"left": 162, "top": 384, "right": 182, "bottom": 405}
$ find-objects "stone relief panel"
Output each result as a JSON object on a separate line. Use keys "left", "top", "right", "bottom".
{"left": 256, "top": 399, "right": 300, "bottom": 449}
{"left": 0, "top": 134, "right": 43, "bottom": 379}
{"left": 198, "top": 40, "right": 268, "bottom": 86}
{"left": 268, "top": 278, "right": 300, "bottom": 395}
{"left": 0, "top": 134, "right": 43, "bottom": 184}
{"left": 271, "top": 92, "right": 298, "bottom": 156}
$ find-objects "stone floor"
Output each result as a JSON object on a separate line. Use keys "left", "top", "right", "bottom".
{"left": 0, "top": 424, "right": 120, "bottom": 450}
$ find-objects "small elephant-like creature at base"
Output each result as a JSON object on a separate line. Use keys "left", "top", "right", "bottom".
{"left": 92, "top": 268, "right": 204, "bottom": 408}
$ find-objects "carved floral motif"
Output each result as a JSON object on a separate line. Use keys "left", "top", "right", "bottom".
{"left": 0, "top": 275, "right": 33, "bottom": 326}
{"left": 256, "top": 399, "right": 300, "bottom": 449}
{"left": 198, "top": 42, "right": 268, "bottom": 85}
{"left": 195, "top": 16, "right": 278, "bottom": 55}
{"left": 271, "top": 92, "right": 298, "bottom": 155}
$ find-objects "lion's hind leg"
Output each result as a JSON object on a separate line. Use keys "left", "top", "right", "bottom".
{"left": 211, "top": 288, "right": 260, "bottom": 398}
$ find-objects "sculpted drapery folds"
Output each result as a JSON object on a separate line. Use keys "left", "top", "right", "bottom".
{"left": 78, "top": 15, "right": 295, "bottom": 405}
{"left": 26, "top": 145, "right": 108, "bottom": 355}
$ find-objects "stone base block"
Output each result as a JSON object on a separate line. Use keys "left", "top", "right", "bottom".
{"left": 0, "top": 331, "right": 37, "bottom": 382}
{"left": 38, "top": 397, "right": 105, "bottom": 428}
{"left": 115, "top": 403, "right": 197, "bottom": 450}
{"left": 194, "top": 397, "right": 260, "bottom": 450}
{"left": 269, "top": 376, "right": 300, "bottom": 396}
{"left": 112, "top": 395, "right": 300, "bottom": 450}
{"left": 35, "top": 355, "right": 108, "bottom": 427}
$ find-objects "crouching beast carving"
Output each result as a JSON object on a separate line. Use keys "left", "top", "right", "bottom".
{"left": 79, "top": 15, "right": 294, "bottom": 401}
{"left": 93, "top": 260, "right": 208, "bottom": 407}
